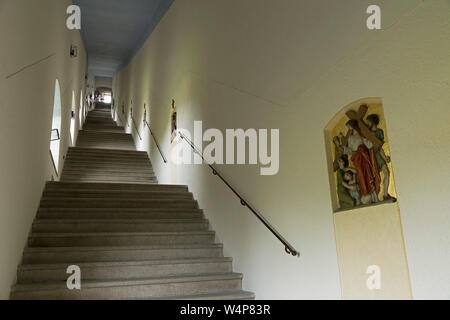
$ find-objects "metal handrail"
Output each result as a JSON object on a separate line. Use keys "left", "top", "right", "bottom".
{"left": 130, "top": 115, "right": 142, "bottom": 140}
{"left": 49, "top": 150, "right": 58, "bottom": 177}
{"left": 177, "top": 130, "right": 300, "bottom": 257}
{"left": 144, "top": 120, "right": 168, "bottom": 163}
{"left": 116, "top": 112, "right": 128, "bottom": 128}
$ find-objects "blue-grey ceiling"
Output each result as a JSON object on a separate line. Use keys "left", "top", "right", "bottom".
{"left": 73, "top": 0, "right": 174, "bottom": 78}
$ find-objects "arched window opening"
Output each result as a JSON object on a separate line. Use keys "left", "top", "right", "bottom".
{"left": 79, "top": 90, "right": 84, "bottom": 127}
{"left": 103, "top": 92, "right": 112, "bottom": 104}
{"left": 70, "top": 91, "right": 76, "bottom": 145}
{"left": 50, "top": 80, "right": 62, "bottom": 172}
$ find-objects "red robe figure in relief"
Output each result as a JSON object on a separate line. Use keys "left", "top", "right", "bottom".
{"left": 337, "top": 120, "right": 381, "bottom": 205}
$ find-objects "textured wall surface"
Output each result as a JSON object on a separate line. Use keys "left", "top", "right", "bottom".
{"left": 113, "top": 0, "right": 450, "bottom": 299}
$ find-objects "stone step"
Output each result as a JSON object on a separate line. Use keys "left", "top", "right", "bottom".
{"left": 60, "top": 171, "right": 156, "bottom": 177}
{"left": 10, "top": 273, "right": 243, "bottom": 300}
{"left": 83, "top": 121, "right": 120, "bottom": 125}
{"left": 32, "top": 218, "right": 209, "bottom": 233}
{"left": 83, "top": 119, "right": 117, "bottom": 124}
{"left": 17, "top": 257, "right": 232, "bottom": 283}
{"left": 61, "top": 165, "right": 154, "bottom": 172}
{"left": 79, "top": 127, "right": 130, "bottom": 135}
{"left": 64, "top": 158, "right": 153, "bottom": 165}
{"left": 67, "top": 150, "right": 148, "bottom": 157}
{"left": 86, "top": 112, "right": 111, "bottom": 116}
{"left": 66, "top": 153, "right": 147, "bottom": 160}
{"left": 36, "top": 208, "right": 204, "bottom": 220}
{"left": 82, "top": 124, "right": 118, "bottom": 128}
{"left": 22, "top": 244, "right": 223, "bottom": 264}
{"left": 42, "top": 190, "right": 192, "bottom": 200}
{"left": 76, "top": 141, "right": 136, "bottom": 147}
{"left": 80, "top": 128, "right": 125, "bottom": 133}
{"left": 65, "top": 159, "right": 149, "bottom": 166}
{"left": 76, "top": 136, "right": 134, "bottom": 142}
{"left": 75, "top": 143, "right": 136, "bottom": 150}
{"left": 64, "top": 162, "right": 152, "bottom": 169}
{"left": 64, "top": 161, "right": 152, "bottom": 169}
{"left": 82, "top": 124, "right": 124, "bottom": 128}
{"left": 77, "top": 134, "right": 133, "bottom": 141}
{"left": 44, "top": 182, "right": 187, "bottom": 192}
{"left": 39, "top": 198, "right": 197, "bottom": 209}
{"left": 66, "top": 155, "right": 149, "bottom": 162}
{"left": 85, "top": 115, "right": 112, "bottom": 119}
{"left": 68, "top": 148, "right": 148, "bottom": 157}
{"left": 76, "top": 135, "right": 133, "bottom": 140}
{"left": 28, "top": 231, "right": 216, "bottom": 247}
{"left": 83, "top": 122, "right": 120, "bottom": 127}
{"left": 76, "top": 140, "right": 135, "bottom": 145}
{"left": 63, "top": 163, "right": 154, "bottom": 171}
{"left": 76, "top": 138, "right": 134, "bottom": 144}
{"left": 60, "top": 171, "right": 157, "bottom": 179}
{"left": 128, "top": 290, "right": 255, "bottom": 300}
{"left": 62, "top": 167, "right": 156, "bottom": 178}
{"left": 59, "top": 178, "right": 158, "bottom": 184}
{"left": 62, "top": 167, "right": 155, "bottom": 175}
{"left": 60, "top": 178, "right": 158, "bottom": 184}
{"left": 84, "top": 119, "right": 115, "bottom": 122}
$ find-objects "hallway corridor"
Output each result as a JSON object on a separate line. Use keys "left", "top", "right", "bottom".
{"left": 10, "top": 106, "right": 254, "bottom": 300}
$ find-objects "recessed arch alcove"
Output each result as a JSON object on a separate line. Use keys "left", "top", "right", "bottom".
{"left": 324, "top": 97, "right": 398, "bottom": 213}
{"left": 324, "top": 97, "right": 411, "bottom": 300}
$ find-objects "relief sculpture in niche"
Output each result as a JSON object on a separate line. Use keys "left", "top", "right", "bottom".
{"left": 330, "top": 103, "right": 397, "bottom": 211}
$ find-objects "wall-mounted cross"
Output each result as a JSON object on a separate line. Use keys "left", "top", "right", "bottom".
{"left": 346, "top": 104, "right": 383, "bottom": 150}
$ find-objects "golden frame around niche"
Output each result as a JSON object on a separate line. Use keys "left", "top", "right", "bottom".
{"left": 324, "top": 98, "right": 398, "bottom": 213}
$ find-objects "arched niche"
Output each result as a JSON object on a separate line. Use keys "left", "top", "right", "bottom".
{"left": 324, "top": 98, "right": 398, "bottom": 213}
{"left": 170, "top": 99, "right": 177, "bottom": 143}
{"left": 324, "top": 98, "right": 411, "bottom": 299}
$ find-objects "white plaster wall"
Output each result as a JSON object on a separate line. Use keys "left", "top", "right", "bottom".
{"left": 113, "top": 0, "right": 450, "bottom": 299}
{"left": 0, "top": 0, "right": 87, "bottom": 299}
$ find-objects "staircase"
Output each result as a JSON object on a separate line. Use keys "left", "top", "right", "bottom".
{"left": 10, "top": 106, "right": 254, "bottom": 300}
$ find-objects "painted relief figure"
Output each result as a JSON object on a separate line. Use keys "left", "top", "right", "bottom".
{"left": 335, "top": 119, "right": 381, "bottom": 204}
{"left": 366, "top": 114, "right": 395, "bottom": 201}
{"left": 330, "top": 102, "right": 397, "bottom": 211}
{"left": 336, "top": 155, "right": 361, "bottom": 209}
